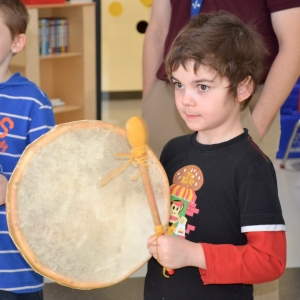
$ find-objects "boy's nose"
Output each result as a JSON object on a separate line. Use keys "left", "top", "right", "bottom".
{"left": 181, "top": 91, "right": 196, "bottom": 106}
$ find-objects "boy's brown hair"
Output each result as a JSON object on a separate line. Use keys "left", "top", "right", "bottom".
{"left": 0, "top": 0, "right": 28, "bottom": 39}
{"left": 165, "top": 10, "right": 267, "bottom": 110}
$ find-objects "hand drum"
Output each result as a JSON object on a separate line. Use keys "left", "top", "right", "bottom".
{"left": 6, "top": 120, "right": 170, "bottom": 289}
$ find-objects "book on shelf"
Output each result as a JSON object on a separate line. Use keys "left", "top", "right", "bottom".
{"left": 50, "top": 98, "right": 66, "bottom": 107}
{"left": 39, "top": 17, "right": 68, "bottom": 55}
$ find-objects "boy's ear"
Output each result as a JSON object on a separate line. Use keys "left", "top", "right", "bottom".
{"left": 237, "top": 76, "right": 253, "bottom": 103}
{"left": 11, "top": 34, "right": 26, "bottom": 54}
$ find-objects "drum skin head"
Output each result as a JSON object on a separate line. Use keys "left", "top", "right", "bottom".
{"left": 6, "top": 120, "right": 170, "bottom": 289}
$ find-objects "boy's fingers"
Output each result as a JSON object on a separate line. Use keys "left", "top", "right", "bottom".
{"left": 147, "top": 235, "right": 160, "bottom": 246}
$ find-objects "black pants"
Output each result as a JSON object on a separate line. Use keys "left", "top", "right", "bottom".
{"left": 0, "top": 290, "right": 43, "bottom": 300}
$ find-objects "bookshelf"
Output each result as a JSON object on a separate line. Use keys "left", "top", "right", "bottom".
{"left": 10, "top": 3, "right": 96, "bottom": 124}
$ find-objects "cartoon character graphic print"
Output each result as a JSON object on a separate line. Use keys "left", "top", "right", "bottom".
{"left": 166, "top": 165, "right": 203, "bottom": 237}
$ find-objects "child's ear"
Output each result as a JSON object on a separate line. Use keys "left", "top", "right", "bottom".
{"left": 11, "top": 34, "right": 26, "bottom": 54}
{"left": 237, "top": 76, "right": 253, "bottom": 103}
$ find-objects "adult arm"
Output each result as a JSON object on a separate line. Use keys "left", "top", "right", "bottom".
{"left": 148, "top": 231, "right": 286, "bottom": 284}
{"left": 252, "top": 7, "right": 300, "bottom": 137}
{"left": 142, "top": 0, "right": 171, "bottom": 97}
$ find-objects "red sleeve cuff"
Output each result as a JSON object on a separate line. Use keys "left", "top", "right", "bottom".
{"left": 199, "top": 243, "right": 216, "bottom": 285}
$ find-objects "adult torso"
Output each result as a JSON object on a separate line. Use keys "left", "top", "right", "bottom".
{"left": 156, "top": 0, "right": 299, "bottom": 82}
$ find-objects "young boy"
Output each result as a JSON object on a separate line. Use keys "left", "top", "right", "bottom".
{"left": 145, "top": 11, "right": 286, "bottom": 299}
{"left": 0, "top": 0, "right": 55, "bottom": 298}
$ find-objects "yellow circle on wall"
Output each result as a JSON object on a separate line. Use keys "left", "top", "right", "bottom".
{"left": 140, "top": 0, "right": 152, "bottom": 8}
{"left": 109, "top": 2, "right": 123, "bottom": 16}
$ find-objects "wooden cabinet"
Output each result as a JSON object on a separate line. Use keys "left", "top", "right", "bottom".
{"left": 10, "top": 3, "right": 96, "bottom": 124}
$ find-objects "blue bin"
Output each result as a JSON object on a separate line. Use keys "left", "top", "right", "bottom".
{"left": 280, "top": 79, "right": 299, "bottom": 114}
{"left": 276, "top": 111, "right": 300, "bottom": 159}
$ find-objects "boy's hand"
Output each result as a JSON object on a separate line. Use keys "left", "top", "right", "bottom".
{"left": 0, "top": 174, "right": 8, "bottom": 205}
{"left": 147, "top": 234, "right": 206, "bottom": 270}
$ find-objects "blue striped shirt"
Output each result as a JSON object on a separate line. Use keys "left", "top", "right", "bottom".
{"left": 0, "top": 72, "right": 55, "bottom": 293}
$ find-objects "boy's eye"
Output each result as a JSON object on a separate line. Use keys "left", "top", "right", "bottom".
{"left": 174, "top": 82, "right": 184, "bottom": 89}
{"left": 198, "top": 84, "right": 209, "bottom": 91}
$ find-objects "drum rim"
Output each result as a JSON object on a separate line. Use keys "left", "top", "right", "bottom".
{"left": 6, "top": 120, "right": 170, "bottom": 289}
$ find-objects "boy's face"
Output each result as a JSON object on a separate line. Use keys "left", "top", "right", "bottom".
{"left": 171, "top": 61, "right": 242, "bottom": 143}
{"left": 0, "top": 14, "right": 14, "bottom": 67}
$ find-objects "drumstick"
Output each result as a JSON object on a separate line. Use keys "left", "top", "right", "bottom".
{"left": 125, "top": 116, "right": 162, "bottom": 228}
{"left": 126, "top": 116, "right": 174, "bottom": 277}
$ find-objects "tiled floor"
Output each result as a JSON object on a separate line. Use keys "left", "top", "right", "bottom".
{"left": 44, "top": 269, "right": 300, "bottom": 300}
{"left": 43, "top": 98, "right": 300, "bottom": 299}
{"left": 44, "top": 278, "right": 144, "bottom": 300}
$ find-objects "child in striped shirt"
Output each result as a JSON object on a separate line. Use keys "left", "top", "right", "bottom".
{"left": 0, "top": 0, "right": 55, "bottom": 299}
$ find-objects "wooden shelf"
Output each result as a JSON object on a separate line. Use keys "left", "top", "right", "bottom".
{"left": 53, "top": 104, "right": 82, "bottom": 114}
{"left": 40, "top": 52, "right": 82, "bottom": 60}
{"left": 25, "top": 3, "right": 95, "bottom": 9}
{"left": 9, "top": 3, "right": 96, "bottom": 124}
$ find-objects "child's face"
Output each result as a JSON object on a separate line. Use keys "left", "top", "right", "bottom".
{"left": 0, "top": 14, "right": 14, "bottom": 66}
{"left": 171, "top": 61, "right": 242, "bottom": 141}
